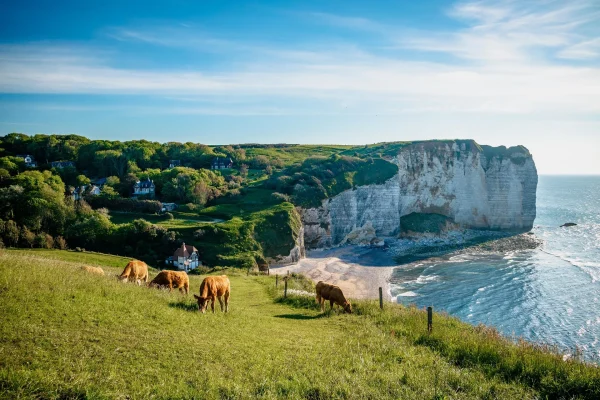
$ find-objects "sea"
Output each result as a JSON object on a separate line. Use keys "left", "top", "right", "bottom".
{"left": 390, "top": 175, "right": 600, "bottom": 361}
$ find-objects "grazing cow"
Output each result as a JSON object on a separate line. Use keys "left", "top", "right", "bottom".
{"left": 149, "top": 270, "right": 189, "bottom": 294}
{"left": 315, "top": 281, "right": 352, "bottom": 313}
{"left": 194, "top": 275, "right": 230, "bottom": 313}
{"left": 80, "top": 265, "right": 104, "bottom": 275}
{"left": 117, "top": 260, "right": 149, "bottom": 285}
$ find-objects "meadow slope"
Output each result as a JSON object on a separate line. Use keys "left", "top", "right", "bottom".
{"left": 0, "top": 250, "right": 598, "bottom": 399}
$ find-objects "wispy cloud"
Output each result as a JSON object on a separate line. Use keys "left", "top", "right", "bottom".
{"left": 0, "top": 0, "right": 599, "bottom": 116}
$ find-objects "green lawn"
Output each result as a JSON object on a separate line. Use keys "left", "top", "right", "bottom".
{"left": 1, "top": 250, "right": 598, "bottom": 399}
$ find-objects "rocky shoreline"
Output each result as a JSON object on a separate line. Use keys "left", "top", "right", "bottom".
{"left": 275, "top": 232, "right": 543, "bottom": 301}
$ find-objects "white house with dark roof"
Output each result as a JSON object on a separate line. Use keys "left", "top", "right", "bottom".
{"left": 165, "top": 242, "right": 200, "bottom": 271}
{"left": 16, "top": 155, "right": 37, "bottom": 168}
{"left": 211, "top": 157, "right": 233, "bottom": 170}
{"left": 132, "top": 178, "right": 155, "bottom": 197}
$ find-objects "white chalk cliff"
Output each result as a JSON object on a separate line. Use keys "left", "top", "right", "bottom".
{"left": 302, "top": 140, "right": 538, "bottom": 248}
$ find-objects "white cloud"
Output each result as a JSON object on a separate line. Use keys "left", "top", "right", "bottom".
{"left": 0, "top": 0, "right": 599, "bottom": 116}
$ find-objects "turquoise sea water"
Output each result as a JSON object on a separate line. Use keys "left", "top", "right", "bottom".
{"left": 390, "top": 175, "right": 600, "bottom": 360}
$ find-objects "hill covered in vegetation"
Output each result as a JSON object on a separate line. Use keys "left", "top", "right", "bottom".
{"left": 0, "top": 133, "right": 403, "bottom": 268}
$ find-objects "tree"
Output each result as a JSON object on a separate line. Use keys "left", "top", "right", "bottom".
{"left": 20, "top": 226, "right": 35, "bottom": 248}
{"left": 54, "top": 236, "right": 68, "bottom": 250}
{"left": 0, "top": 168, "right": 10, "bottom": 182}
{"left": 76, "top": 175, "right": 91, "bottom": 187}
{"left": 4, "top": 220, "right": 19, "bottom": 247}
{"left": 240, "top": 164, "right": 249, "bottom": 178}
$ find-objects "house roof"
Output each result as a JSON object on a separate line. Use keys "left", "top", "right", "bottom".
{"left": 174, "top": 243, "right": 198, "bottom": 258}
{"left": 93, "top": 177, "right": 107, "bottom": 186}
{"left": 134, "top": 178, "right": 155, "bottom": 188}
{"left": 212, "top": 157, "right": 233, "bottom": 166}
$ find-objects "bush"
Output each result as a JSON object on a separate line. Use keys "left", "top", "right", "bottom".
{"left": 87, "top": 197, "right": 163, "bottom": 214}
{"left": 164, "top": 212, "right": 174, "bottom": 220}
{"left": 54, "top": 236, "right": 68, "bottom": 250}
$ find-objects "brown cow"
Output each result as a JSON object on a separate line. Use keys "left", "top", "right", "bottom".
{"left": 194, "top": 275, "right": 230, "bottom": 313}
{"left": 149, "top": 270, "right": 189, "bottom": 294}
{"left": 315, "top": 281, "right": 352, "bottom": 313}
{"left": 80, "top": 265, "right": 104, "bottom": 275}
{"left": 117, "top": 260, "right": 149, "bottom": 285}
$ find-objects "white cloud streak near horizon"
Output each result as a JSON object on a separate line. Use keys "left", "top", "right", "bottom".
{"left": 0, "top": 0, "right": 599, "bottom": 117}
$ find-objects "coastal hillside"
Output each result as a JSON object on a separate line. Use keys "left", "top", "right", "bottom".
{"left": 1, "top": 249, "right": 599, "bottom": 399}
{"left": 0, "top": 134, "right": 537, "bottom": 269}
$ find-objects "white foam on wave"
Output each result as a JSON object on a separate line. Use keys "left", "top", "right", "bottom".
{"left": 398, "top": 291, "right": 418, "bottom": 297}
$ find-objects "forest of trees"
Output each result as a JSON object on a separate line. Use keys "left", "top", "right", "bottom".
{"left": 0, "top": 133, "right": 396, "bottom": 266}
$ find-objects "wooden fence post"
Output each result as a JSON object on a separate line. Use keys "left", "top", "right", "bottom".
{"left": 379, "top": 287, "right": 383, "bottom": 310}
{"left": 284, "top": 278, "right": 288, "bottom": 298}
{"left": 427, "top": 306, "right": 433, "bottom": 333}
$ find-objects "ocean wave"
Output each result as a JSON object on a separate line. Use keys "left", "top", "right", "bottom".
{"left": 539, "top": 249, "right": 600, "bottom": 282}
{"left": 397, "top": 291, "right": 418, "bottom": 297}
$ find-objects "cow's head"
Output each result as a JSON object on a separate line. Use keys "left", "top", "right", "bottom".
{"left": 343, "top": 301, "right": 353, "bottom": 314}
{"left": 115, "top": 274, "right": 127, "bottom": 282}
{"left": 194, "top": 294, "right": 209, "bottom": 313}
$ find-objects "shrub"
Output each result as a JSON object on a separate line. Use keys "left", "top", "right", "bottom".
{"left": 164, "top": 212, "right": 174, "bottom": 220}
{"left": 87, "top": 197, "right": 163, "bottom": 214}
{"left": 54, "top": 236, "right": 68, "bottom": 250}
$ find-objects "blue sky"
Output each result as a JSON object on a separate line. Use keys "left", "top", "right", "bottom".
{"left": 1, "top": 0, "right": 599, "bottom": 173}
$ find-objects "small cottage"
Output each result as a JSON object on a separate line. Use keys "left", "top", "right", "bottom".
{"left": 211, "top": 157, "right": 233, "bottom": 170}
{"left": 132, "top": 178, "right": 155, "bottom": 197}
{"left": 165, "top": 242, "right": 200, "bottom": 271}
{"left": 168, "top": 160, "right": 181, "bottom": 168}
{"left": 51, "top": 161, "right": 76, "bottom": 169}
{"left": 72, "top": 185, "right": 101, "bottom": 201}
{"left": 16, "top": 154, "right": 37, "bottom": 168}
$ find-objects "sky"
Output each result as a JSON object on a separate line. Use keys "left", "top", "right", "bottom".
{"left": 0, "top": 0, "right": 599, "bottom": 174}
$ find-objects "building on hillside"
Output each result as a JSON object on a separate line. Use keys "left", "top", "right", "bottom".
{"left": 92, "top": 177, "right": 107, "bottom": 187}
{"left": 16, "top": 155, "right": 37, "bottom": 168}
{"left": 211, "top": 157, "right": 233, "bottom": 170}
{"left": 168, "top": 160, "right": 181, "bottom": 168}
{"left": 72, "top": 185, "right": 101, "bottom": 201}
{"left": 165, "top": 242, "right": 200, "bottom": 271}
{"left": 51, "top": 161, "right": 75, "bottom": 169}
{"left": 132, "top": 178, "right": 155, "bottom": 197}
{"left": 162, "top": 202, "right": 177, "bottom": 212}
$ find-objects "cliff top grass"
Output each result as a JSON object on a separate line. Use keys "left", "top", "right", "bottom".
{"left": 266, "top": 155, "right": 399, "bottom": 208}
{"left": 1, "top": 249, "right": 598, "bottom": 399}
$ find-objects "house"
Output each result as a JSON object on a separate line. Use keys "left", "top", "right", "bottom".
{"left": 165, "top": 242, "right": 200, "bottom": 271}
{"left": 162, "top": 202, "right": 177, "bottom": 212}
{"left": 72, "top": 185, "right": 101, "bottom": 201}
{"left": 51, "top": 161, "right": 76, "bottom": 169}
{"left": 16, "top": 155, "right": 37, "bottom": 168}
{"left": 211, "top": 157, "right": 233, "bottom": 170}
{"left": 168, "top": 160, "right": 181, "bottom": 168}
{"left": 132, "top": 178, "right": 155, "bottom": 197}
{"left": 92, "top": 177, "right": 107, "bottom": 187}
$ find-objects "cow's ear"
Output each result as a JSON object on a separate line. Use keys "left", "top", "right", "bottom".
{"left": 193, "top": 294, "right": 200, "bottom": 300}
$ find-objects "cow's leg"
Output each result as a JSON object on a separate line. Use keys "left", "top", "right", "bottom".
{"left": 224, "top": 290, "right": 230, "bottom": 312}
{"left": 330, "top": 300, "right": 335, "bottom": 311}
{"left": 218, "top": 296, "right": 224, "bottom": 312}
{"left": 184, "top": 282, "right": 189, "bottom": 295}
{"left": 320, "top": 297, "right": 325, "bottom": 312}
{"left": 168, "top": 282, "right": 173, "bottom": 292}
{"left": 210, "top": 297, "right": 215, "bottom": 313}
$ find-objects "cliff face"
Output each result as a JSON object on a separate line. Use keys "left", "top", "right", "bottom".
{"left": 302, "top": 140, "right": 537, "bottom": 248}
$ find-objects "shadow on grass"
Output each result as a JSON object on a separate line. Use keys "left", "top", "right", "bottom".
{"left": 274, "top": 313, "right": 327, "bottom": 320}
{"left": 168, "top": 301, "right": 198, "bottom": 312}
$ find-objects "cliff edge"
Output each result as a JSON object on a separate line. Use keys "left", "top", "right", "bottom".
{"left": 302, "top": 140, "right": 538, "bottom": 248}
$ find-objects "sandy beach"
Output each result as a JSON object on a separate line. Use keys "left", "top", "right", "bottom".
{"left": 271, "top": 246, "right": 396, "bottom": 300}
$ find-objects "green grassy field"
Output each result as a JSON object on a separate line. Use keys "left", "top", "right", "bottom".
{"left": 1, "top": 250, "right": 598, "bottom": 399}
